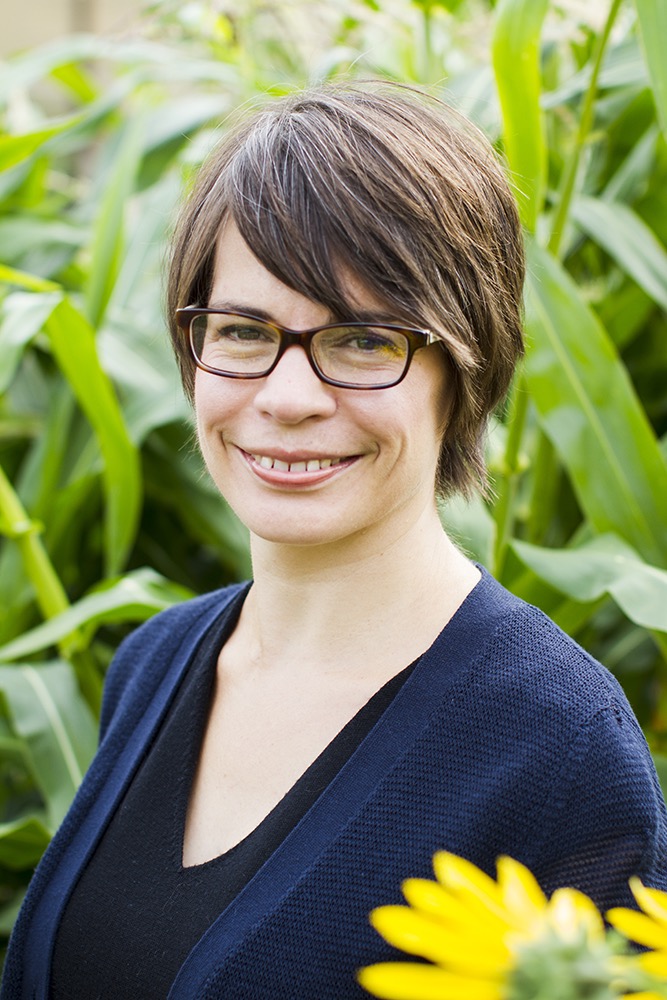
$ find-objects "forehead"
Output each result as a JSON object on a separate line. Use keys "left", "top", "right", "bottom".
{"left": 210, "top": 219, "right": 399, "bottom": 326}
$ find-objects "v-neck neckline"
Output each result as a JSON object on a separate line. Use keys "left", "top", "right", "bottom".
{"left": 169, "top": 567, "right": 513, "bottom": 998}
{"left": 24, "top": 567, "right": 517, "bottom": 1000}
{"left": 173, "top": 619, "right": 419, "bottom": 874}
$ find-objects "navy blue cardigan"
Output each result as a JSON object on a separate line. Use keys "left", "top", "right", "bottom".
{"left": 3, "top": 569, "right": 667, "bottom": 999}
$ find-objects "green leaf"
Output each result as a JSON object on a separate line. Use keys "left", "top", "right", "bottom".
{"left": 0, "top": 887, "right": 26, "bottom": 935}
{"left": 571, "top": 196, "right": 667, "bottom": 312}
{"left": 51, "top": 61, "right": 99, "bottom": 103}
{"left": 0, "top": 116, "right": 82, "bottom": 173}
{"left": 439, "top": 495, "right": 496, "bottom": 569}
{"left": 512, "top": 534, "right": 667, "bottom": 633}
{"left": 541, "top": 35, "right": 647, "bottom": 108}
{"left": 652, "top": 753, "right": 667, "bottom": 800}
{"left": 0, "top": 814, "right": 52, "bottom": 870}
{"left": 84, "top": 112, "right": 146, "bottom": 330}
{"left": 0, "top": 569, "right": 192, "bottom": 662}
{"left": 491, "top": 0, "right": 548, "bottom": 231}
{"left": 0, "top": 291, "right": 62, "bottom": 393}
{"left": 0, "top": 264, "right": 61, "bottom": 294}
{"left": 0, "top": 35, "right": 117, "bottom": 96}
{"left": 634, "top": 0, "right": 667, "bottom": 136}
{"left": 0, "top": 661, "right": 97, "bottom": 829}
{"left": 523, "top": 240, "right": 667, "bottom": 566}
{"left": 0, "top": 218, "right": 83, "bottom": 267}
{"left": 44, "top": 297, "right": 142, "bottom": 575}
{"left": 601, "top": 123, "right": 658, "bottom": 204}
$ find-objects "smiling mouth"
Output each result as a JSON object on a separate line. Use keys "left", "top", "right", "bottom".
{"left": 239, "top": 449, "right": 360, "bottom": 482}
{"left": 250, "top": 454, "right": 344, "bottom": 473}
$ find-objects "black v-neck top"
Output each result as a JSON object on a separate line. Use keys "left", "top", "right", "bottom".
{"left": 51, "top": 589, "right": 416, "bottom": 999}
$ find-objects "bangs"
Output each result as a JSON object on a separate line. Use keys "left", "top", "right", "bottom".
{"left": 224, "top": 102, "right": 436, "bottom": 329}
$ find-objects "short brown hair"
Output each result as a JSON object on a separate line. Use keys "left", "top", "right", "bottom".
{"left": 167, "top": 82, "right": 525, "bottom": 497}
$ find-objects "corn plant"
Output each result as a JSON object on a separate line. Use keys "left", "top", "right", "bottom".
{"left": 0, "top": 0, "right": 666, "bottom": 961}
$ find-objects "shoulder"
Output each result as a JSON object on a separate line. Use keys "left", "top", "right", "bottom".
{"left": 421, "top": 572, "right": 667, "bottom": 902}
{"left": 457, "top": 570, "right": 629, "bottom": 728}
{"left": 429, "top": 569, "right": 660, "bottom": 825}
{"left": 99, "top": 582, "right": 249, "bottom": 738}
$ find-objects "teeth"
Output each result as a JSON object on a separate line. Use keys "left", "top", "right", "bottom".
{"left": 250, "top": 453, "right": 343, "bottom": 472}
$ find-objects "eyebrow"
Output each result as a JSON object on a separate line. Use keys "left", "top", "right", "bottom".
{"left": 206, "top": 299, "right": 401, "bottom": 327}
{"left": 206, "top": 301, "right": 282, "bottom": 323}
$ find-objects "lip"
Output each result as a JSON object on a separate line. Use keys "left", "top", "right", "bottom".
{"left": 237, "top": 447, "right": 360, "bottom": 487}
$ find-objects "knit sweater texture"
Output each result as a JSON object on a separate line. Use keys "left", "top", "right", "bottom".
{"left": 2, "top": 568, "right": 667, "bottom": 999}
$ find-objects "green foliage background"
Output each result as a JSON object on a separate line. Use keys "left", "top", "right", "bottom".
{"left": 1, "top": 0, "right": 666, "bottom": 960}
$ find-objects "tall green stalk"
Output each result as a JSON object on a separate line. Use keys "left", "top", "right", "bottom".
{"left": 493, "top": 376, "right": 530, "bottom": 578}
{"left": 548, "top": 0, "right": 624, "bottom": 257}
{"left": 0, "top": 462, "right": 70, "bottom": 621}
{"left": 528, "top": 0, "right": 624, "bottom": 550}
{"left": 526, "top": 427, "right": 559, "bottom": 547}
{"left": 0, "top": 461, "right": 102, "bottom": 712}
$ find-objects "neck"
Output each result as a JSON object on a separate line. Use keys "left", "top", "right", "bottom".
{"left": 236, "top": 501, "right": 480, "bottom": 682}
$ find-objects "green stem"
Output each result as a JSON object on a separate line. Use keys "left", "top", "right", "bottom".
{"left": 0, "top": 460, "right": 102, "bottom": 714}
{"left": 493, "top": 374, "right": 530, "bottom": 578}
{"left": 0, "top": 461, "right": 70, "bottom": 620}
{"left": 526, "top": 433, "right": 559, "bottom": 545}
{"left": 548, "top": 0, "right": 624, "bottom": 257}
{"left": 653, "top": 630, "right": 667, "bottom": 668}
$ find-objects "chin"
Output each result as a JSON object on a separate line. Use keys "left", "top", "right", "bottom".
{"left": 249, "top": 518, "right": 354, "bottom": 549}
{"left": 231, "top": 501, "right": 365, "bottom": 550}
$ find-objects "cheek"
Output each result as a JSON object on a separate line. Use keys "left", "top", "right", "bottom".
{"left": 193, "top": 375, "right": 213, "bottom": 444}
{"left": 193, "top": 371, "right": 239, "bottom": 429}
{"left": 193, "top": 373, "right": 234, "bottom": 467}
{"left": 409, "top": 353, "right": 451, "bottom": 446}
{"left": 426, "top": 355, "right": 452, "bottom": 451}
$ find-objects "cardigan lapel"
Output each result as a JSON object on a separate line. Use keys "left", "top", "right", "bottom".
{"left": 169, "top": 568, "right": 516, "bottom": 998}
{"left": 22, "top": 587, "right": 244, "bottom": 1000}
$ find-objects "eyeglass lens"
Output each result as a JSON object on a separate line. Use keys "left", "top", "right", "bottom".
{"left": 189, "top": 313, "right": 410, "bottom": 387}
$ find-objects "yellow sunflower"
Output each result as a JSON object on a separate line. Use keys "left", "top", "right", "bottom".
{"left": 358, "top": 852, "right": 618, "bottom": 1000}
{"left": 608, "top": 878, "right": 667, "bottom": 987}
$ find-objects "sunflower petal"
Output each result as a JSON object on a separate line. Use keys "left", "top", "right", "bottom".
{"left": 433, "top": 853, "right": 506, "bottom": 916}
{"left": 496, "top": 856, "right": 547, "bottom": 925}
{"left": 402, "top": 878, "right": 460, "bottom": 918}
{"left": 370, "top": 905, "right": 510, "bottom": 972}
{"left": 607, "top": 907, "right": 667, "bottom": 950}
{"left": 402, "top": 878, "right": 511, "bottom": 934}
{"left": 549, "top": 888, "right": 605, "bottom": 943}
{"left": 630, "top": 879, "right": 667, "bottom": 926}
{"left": 637, "top": 950, "right": 667, "bottom": 978}
{"left": 619, "top": 993, "right": 666, "bottom": 1000}
{"left": 358, "top": 962, "right": 503, "bottom": 1000}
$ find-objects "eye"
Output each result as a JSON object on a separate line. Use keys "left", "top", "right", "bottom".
{"left": 213, "top": 321, "right": 275, "bottom": 343}
{"left": 330, "top": 327, "right": 406, "bottom": 356}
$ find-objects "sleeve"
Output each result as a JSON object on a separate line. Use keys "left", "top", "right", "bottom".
{"left": 528, "top": 700, "right": 667, "bottom": 911}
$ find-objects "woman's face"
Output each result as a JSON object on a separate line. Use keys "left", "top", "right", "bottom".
{"left": 194, "top": 221, "right": 450, "bottom": 550}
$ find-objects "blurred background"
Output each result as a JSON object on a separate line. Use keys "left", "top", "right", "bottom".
{"left": 3, "top": 0, "right": 139, "bottom": 57}
{"left": 1, "top": 0, "right": 666, "bottom": 965}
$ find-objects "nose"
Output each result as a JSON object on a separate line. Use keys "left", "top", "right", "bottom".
{"left": 252, "top": 345, "right": 337, "bottom": 423}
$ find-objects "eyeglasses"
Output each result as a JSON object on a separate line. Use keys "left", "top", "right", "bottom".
{"left": 175, "top": 307, "right": 441, "bottom": 389}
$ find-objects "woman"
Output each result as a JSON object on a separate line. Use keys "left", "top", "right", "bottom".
{"left": 3, "top": 84, "right": 667, "bottom": 999}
